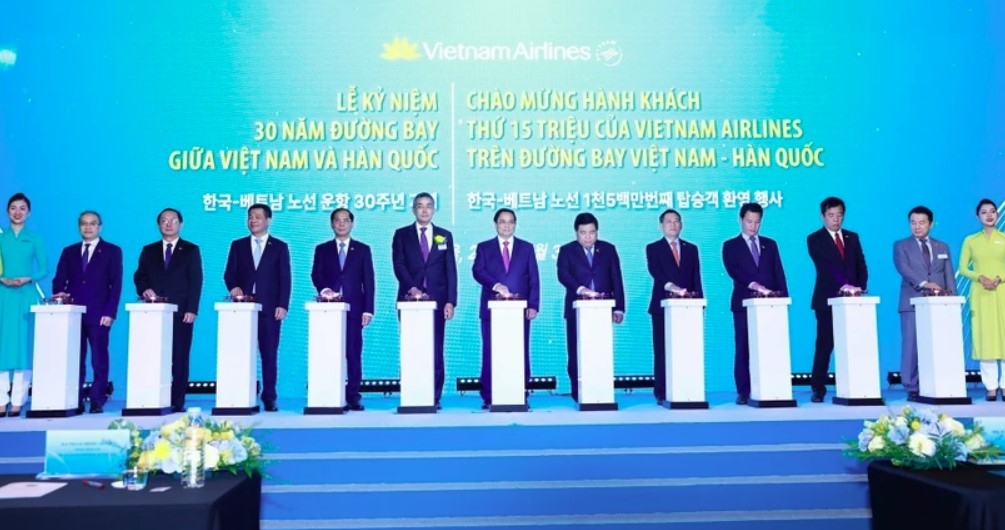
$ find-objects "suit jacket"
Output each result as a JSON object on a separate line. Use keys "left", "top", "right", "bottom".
{"left": 223, "top": 235, "right": 291, "bottom": 313}
{"left": 52, "top": 239, "right": 123, "bottom": 325}
{"left": 311, "top": 238, "right": 376, "bottom": 316}
{"left": 472, "top": 237, "right": 540, "bottom": 320}
{"left": 646, "top": 238, "right": 703, "bottom": 315}
{"left": 133, "top": 238, "right": 204, "bottom": 315}
{"left": 893, "top": 235, "right": 955, "bottom": 312}
{"left": 391, "top": 224, "right": 458, "bottom": 306}
{"left": 722, "top": 234, "right": 788, "bottom": 312}
{"left": 556, "top": 240, "right": 626, "bottom": 319}
{"left": 807, "top": 227, "right": 868, "bottom": 310}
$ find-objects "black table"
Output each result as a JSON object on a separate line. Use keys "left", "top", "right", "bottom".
{"left": 0, "top": 472, "right": 260, "bottom": 530}
{"left": 869, "top": 460, "right": 1005, "bottom": 530}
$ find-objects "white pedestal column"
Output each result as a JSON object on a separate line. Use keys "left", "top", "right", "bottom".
{"left": 304, "top": 301, "right": 350, "bottom": 414}
{"left": 122, "top": 303, "right": 177, "bottom": 416}
{"left": 211, "top": 302, "right": 261, "bottom": 415}
{"left": 912, "top": 296, "right": 971, "bottom": 404}
{"left": 661, "top": 298, "right": 709, "bottom": 409}
{"left": 488, "top": 299, "right": 529, "bottom": 413}
{"left": 573, "top": 298, "right": 618, "bottom": 411}
{"left": 743, "top": 297, "right": 797, "bottom": 408}
{"left": 26, "top": 304, "right": 87, "bottom": 418}
{"left": 397, "top": 300, "right": 437, "bottom": 414}
{"left": 829, "top": 296, "right": 885, "bottom": 406}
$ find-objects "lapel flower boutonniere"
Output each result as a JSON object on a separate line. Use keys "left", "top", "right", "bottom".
{"left": 433, "top": 235, "right": 446, "bottom": 245}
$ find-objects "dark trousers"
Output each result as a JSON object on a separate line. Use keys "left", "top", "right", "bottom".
{"left": 345, "top": 312, "right": 364, "bottom": 405}
{"left": 171, "top": 313, "right": 194, "bottom": 410}
{"left": 565, "top": 317, "right": 579, "bottom": 399}
{"left": 78, "top": 323, "right": 110, "bottom": 406}
{"left": 433, "top": 308, "right": 445, "bottom": 403}
{"left": 479, "top": 316, "right": 531, "bottom": 404}
{"left": 651, "top": 313, "right": 666, "bottom": 401}
{"left": 811, "top": 308, "right": 834, "bottom": 393}
{"left": 733, "top": 311, "right": 750, "bottom": 396}
{"left": 257, "top": 311, "right": 282, "bottom": 404}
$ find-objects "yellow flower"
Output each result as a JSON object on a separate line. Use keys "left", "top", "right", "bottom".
{"left": 910, "top": 420, "right": 921, "bottom": 431}
{"left": 153, "top": 440, "right": 172, "bottom": 460}
{"left": 433, "top": 235, "right": 446, "bottom": 244}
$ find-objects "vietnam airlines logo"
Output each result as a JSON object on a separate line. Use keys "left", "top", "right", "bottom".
{"left": 381, "top": 37, "right": 420, "bottom": 61}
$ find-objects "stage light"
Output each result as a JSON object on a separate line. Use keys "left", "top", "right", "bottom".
{"left": 789, "top": 372, "right": 835, "bottom": 386}
{"left": 614, "top": 375, "right": 655, "bottom": 390}
{"left": 359, "top": 379, "right": 401, "bottom": 394}
{"left": 454, "top": 376, "right": 558, "bottom": 393}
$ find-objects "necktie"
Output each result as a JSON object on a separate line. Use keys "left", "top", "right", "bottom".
{"left": 338, "top": 241, "right": 347, "bottom": 270}
{"left": 253, "top": 238, "right": 263, "bottom": 269}
{"left": 82, "top": 243, "right": 91, "bottom": 273}
{"left": 586, "top": 247, "right": 595, "bottom": 290}
{"left": 502, "top": 241, "right": 511, "bottom": 272}
{"left": 920, "top": 238, "right": 931, "bottom": 268}
{"left": 164, "top": 242, "right": 173, "bottom": 270}
{"left": 749, "top": 237, "right": 760, "bottom": 267}
{"left": 419, "top": 227, "right": 430, "bottom": 262}
{"left": 834, "top": 232, "right": 845, "bottom": 259}
{"left": 670, "top": 240, "right": 680, "bottom": 266}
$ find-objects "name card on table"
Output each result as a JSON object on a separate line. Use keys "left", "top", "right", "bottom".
{"left": 36, "top": 430, "right": 131, "bottom": 479}
{"left": 974, "top": 417, "right": 1005, "bottom": 465}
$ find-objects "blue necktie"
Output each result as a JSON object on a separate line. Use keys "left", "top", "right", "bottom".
{"left": 253, "top": 238, "right": 263, "bottom": 269}
{"left": 164, "top": 243, "right": 173, "bottom": 270}
{"left": 586, "top": 247, "right": 595, "bottom": 290}
{"left": 81, "top": 243, "right": 91, "bottom": 273}
{"left": 338, "top": 242, "right": 347, "bottom": 270}
{"left": 749, "top": 237, "right": 760, "bottom": 267}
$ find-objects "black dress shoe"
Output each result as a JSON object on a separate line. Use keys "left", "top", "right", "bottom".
{"left": 171, "top": 405, "right": 184, "bottom": 413}
{"left": 263, "top": 401, "right": 279, "bottom": 412}
{"left": 436, "top": 402, "right": 442, "bottom": 411}
{"left": 481, "top": 401, "right": 490, "bottom": 410}
{"left": 906, "top": 391, "right": 919, "bottom": 402}
{"left": 735, "top": 394, "right": 749, "bottom": 405}
{"left": 811, "top": 391, "right": 825, "bottom": 403}
{"left": 89, "top": 403, "right": 104, "bottom": 414}
{"left": 344, "top": 402, "right": 364, "bottom": 412}
{"left": 656, "top": 398, "right": 666, "bottom": 406}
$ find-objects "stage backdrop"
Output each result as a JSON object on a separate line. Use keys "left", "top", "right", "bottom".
{"left": 1, "top": 1, "right": 1003, "bottom": 399}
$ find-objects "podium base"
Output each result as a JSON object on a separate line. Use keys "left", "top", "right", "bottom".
{"left": 578, "top": 402, "right": 619, "bottom": 412}
{"left": 748, "top": 398, "right": 797, "bottom": 408}
{"left": 304, "top": 406, "right": 346, "bottom": 415}
{"left": 490, "top": 403, "right": 529, "bottom": 413}
{"left": 122, "top": 406, "right": 172, "bottom": 416}
{"left": 26, "top": 408, "right": 80, "bottom": 419}
{"left": 212, "top": 405, "right": 260, "bottom": 416}
{"left": 397, "top": 405, "right": 437, "bottom": 414}
{"left": 832, "top": 396, "right": 885, "bottom": 406}
{"left": 916, "top": 395, "right": 973, "bottom": 405}
{"left": 664, "top": 401, "right": 710, "bottom": 410}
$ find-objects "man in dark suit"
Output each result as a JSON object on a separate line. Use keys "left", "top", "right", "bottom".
{"left": 133, "top": 208, "right": 204, "bottom": 413}
{"left": 646, "top": 209, "right": 703, "bottom": 406}
{"left": 893, "top": 206, "right": 953, "bottom": 401}
{"left": 391, "top": 192, "right": 457, "bottom": 408}
{"left": 52, "top": 211, "right": 123, "bottom": 414}
{"left": 311, "top": 207, "right": 375, "bottom": 411}
{"left": 806, "top": 196, "right": 868, "bottom": 402}
{"left": 557, "top": 212, "right": 626, "bottom": 401}
{"left": 223, "top": 203, "right": 291, "bottom": 412}
{"left": 472, "top": 208, "right": 540, "bottom": 409}
{"left": 722, "top": 202, "right": 788, "bottom": 405}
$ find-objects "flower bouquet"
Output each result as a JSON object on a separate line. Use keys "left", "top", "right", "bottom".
{"left": 845, "top": 406, "right": 1002, "bottom": 470}
{"left": 109, "top": 415, "right": 265, "bottom": 477}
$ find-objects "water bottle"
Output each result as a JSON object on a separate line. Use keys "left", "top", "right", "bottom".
{"left": 181, "top": 407, "right": 206, "bottom": 488}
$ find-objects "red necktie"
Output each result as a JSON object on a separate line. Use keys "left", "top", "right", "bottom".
{"left": 834, "top": 232, "right": 845, "bottom": 259}
{"left": 671, "top": 240, "right": 680, "bottom": 266}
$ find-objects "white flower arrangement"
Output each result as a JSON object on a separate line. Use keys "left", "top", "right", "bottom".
{"left": 110, "top": 416, "right": 265, "bottom": 476}
{"left": 846, "top": 406, "right": 1001, "bottom": 470}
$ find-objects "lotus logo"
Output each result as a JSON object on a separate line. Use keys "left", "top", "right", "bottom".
{"left": 381, "top": 37, "right": 420, "bottom": 61}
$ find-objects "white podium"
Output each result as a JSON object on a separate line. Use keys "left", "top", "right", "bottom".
{"left": 27, "top": 304, "right": 86, "bottom": 418}
{"left": 397, "top": 300, "right": 437, "bottom": 413}
{"left": 742, "top": 297, "right": 797, "bottom": 407}
{"left": 661, "top": 298, "right": 709, "bottom": 409}
{"left": 211, "top": 302, "right": 261, "bottom": 415}
{"left": 573, "top": 298, "right": 618, "bottom": 411}
{"left": 829, "top": 296, "right": 884, "bottom": 406}
{"left": 304, "top": 301, "right": 350, "bottom": 414}
{"left": 911, "top": 296, "right": 971, "bottom": 404}
{"left": 488, "top": 299, "right": 529, "bottom": 412}
{"left": 122, "top": 303, "right": 176, "bottom": 416}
